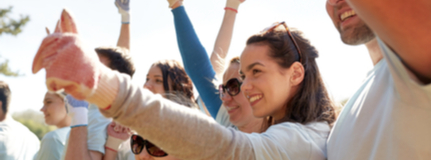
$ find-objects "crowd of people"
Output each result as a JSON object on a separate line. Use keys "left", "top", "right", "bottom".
{"left": 0, "top": 0, "right": 430, "bottom": 159}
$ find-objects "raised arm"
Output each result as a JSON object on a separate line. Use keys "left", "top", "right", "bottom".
{"left": 115, "top": 0, "right": 130, "bottom": 50}
{"left": 343, "top": 0, "right": 431, "bottom": 83}
{"left": 169, "top": 2, "right": 222, "bottom": 119}
{"left": 210, "top": 0, "right": 244, "bottom": 79}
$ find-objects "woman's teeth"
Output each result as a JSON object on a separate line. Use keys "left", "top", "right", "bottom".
{"left": 249, "top": 95, "right": 262, "bottom": 103}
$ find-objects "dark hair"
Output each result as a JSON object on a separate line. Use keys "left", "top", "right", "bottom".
{"left": 152, "top": 60, "right": 194, "bottom": 103}
{"left": 0, "top": 81, "right": 11, "bottom": 115}
{"left": 246, "top": 26, "right": 336, "bottom": 128}
{"left": 95, "top": 47, "right": 135, "bottom": 77}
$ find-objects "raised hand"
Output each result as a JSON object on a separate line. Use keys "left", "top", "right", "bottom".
{"left": 106, "top": 121, "right": 132, "bottom": 152}
{"left": 167, "top": 0, "right": 183, "bottom": 8}
{"left": 115, "top": 0, "right": 130, "bottom": 24}
{"left": 33, "top": 9, "right": 104, "bottom": 100}
{"left": 225, "top": 0, "right": 245, "bottom": 12}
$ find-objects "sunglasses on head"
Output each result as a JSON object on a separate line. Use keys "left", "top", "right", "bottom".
{"left": 130, "top": 134, "right": 168, "bottom": 157}
{"left": 219, "top": 78, "right": 242, "bottom": 98}
{"left": 261, "top": 21, "right": 302, "bottom": 63}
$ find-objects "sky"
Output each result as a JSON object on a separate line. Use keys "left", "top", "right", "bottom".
{"left": 0, "top": 0, "right": 373, "bottom": 114}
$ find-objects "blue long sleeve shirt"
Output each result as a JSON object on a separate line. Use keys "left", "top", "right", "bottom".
{"left": 172, "top": 6, "right": 222, "bottom": 118}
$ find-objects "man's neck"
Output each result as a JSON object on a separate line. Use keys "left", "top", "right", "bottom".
{"left": 365, "top": 38, "right": 383, "bottom": 66}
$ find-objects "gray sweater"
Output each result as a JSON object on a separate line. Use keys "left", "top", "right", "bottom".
{"left": 99, "top": 73, "right": 329, "bottom": 160}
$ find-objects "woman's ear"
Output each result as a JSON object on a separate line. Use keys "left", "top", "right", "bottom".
{"left": 290, "top": 62, "right": 305, "bottom": 86}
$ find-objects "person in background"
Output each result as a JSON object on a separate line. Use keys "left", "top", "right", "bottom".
{"left": 170, "top": 0, "right": 263, "bottom": 133}
{"left": 0, "top": 81, "right": 40, "bottom": 160}
{"left": 35, "top": 91, "right": 71, "bottom": 160}
{"left": 324, "top": 0, "right": 430, "bottom": 159}
{"left": 63, "top": 0, "right": 135, "bottom": 160}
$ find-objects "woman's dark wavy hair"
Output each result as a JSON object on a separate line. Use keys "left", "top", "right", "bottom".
{"left": 152, "top": 60, "right": 194, "bottom": 103}
{"left": 246, "top": 25, "right": 337, "bottom": 129}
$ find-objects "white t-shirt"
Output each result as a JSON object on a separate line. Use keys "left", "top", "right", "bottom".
{"left": 247, "top": 121, "right": 330, "bottom": 160}
{"left": 327, "top": 38, "right": 431, "bottom": 159}
{"left": 34, "top": 127, "right": 70, "bottom": 160}
{"left": 0, "top": 115, "right": 40, "bottom": 160}
{"left": 61, "top": 104, "right": 112, "bottom": 159}
{"left": 87, "top": 104, "right": 112, "bottom": 154}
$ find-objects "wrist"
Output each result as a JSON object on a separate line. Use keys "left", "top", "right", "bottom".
{"left": 69, "top": 107, "right": 88, "bottom": 128}
{"left": 105, "top": 136, "right": 124, "bottom": 152}
{"left": 121, "top": 13, "right": 130, "bottom": 24}
{"left": 86, "top": 64, "right": 119, "bottom": 109}
{"left": 224, "top": 7, "right": 238, "bottom": 13}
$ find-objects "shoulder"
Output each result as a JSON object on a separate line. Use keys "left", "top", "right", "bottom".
{"left": 246, "top": 122, "right": 329, "bottom": 160}
{"left": 42, "top": 127, "right": 70, "bottom": 143}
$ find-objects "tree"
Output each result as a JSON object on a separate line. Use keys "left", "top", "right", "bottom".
{"left": 12, "top": 109, "right": 56, "bottom": 140}
{"left": 0, "top": 6, "right": 30, "bottom": 77}
{"left": 0, "top": 6, "right": 30, "bottom": 36}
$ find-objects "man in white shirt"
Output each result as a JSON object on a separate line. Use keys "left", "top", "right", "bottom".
{"left": 0, "top": 81, "right": 40, "bottom": 160}
{"left": 325, "top": 0, "right": 430, "bottom": 159}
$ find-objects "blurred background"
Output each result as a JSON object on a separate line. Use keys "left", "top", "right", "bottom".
{"left": 1, "top": 0, "right": 370, "bottom": 139}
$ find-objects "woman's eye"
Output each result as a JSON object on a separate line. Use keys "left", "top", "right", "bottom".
{"left": 252, "top": 69, "right": 261, "bottom": 74}
{"left": 156, "top": 79, "right": 163, "bottom": 83}
{"left": 240, "top": 75, "right": 246, "bottom": 80}
{"left": 145, "top": 78, "right": 149, "bottom": 82}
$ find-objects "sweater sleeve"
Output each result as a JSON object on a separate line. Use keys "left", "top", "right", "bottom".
{"left": 99, "top": 73, "right": 255, "bottom": 160}
{"left": 172, "top": 6, "right": 222, "bottom": 119}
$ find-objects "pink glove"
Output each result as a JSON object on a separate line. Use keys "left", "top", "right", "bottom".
{"left": 32, "top": 9, "right": 118, "bottom": 108}
{"left": 106, "top": 121, "right": 132, "bottom": 152}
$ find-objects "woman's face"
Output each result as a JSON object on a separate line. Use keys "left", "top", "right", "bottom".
{"left": 144, "top": 66, "right": 170, "bottom": 96}
{"left": 221, "top": 63, "right": 260, "bottom": 127}
{"left": 240, "top": 44, "right": 296, "bottom": 120}
{"left": 40, "top": 92, "right": 68, "bottom": 126}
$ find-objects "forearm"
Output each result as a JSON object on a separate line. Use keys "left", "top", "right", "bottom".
{"left": 210, "top": 10, "right": 237, "bottom": 77}
{"left": 99, "top": 73, "right": 255, "bottom": 160}
{"left": 65, "top": 127, "right": 93, "bottom": 160}
{"left": 172, "top": 6, "right": 222, "bottom": 118}
{"left": 116, "top": 24, "right": 130, "bottom": 50}
{"left": 102, "top": 150, "right": 117, "bottom": 160}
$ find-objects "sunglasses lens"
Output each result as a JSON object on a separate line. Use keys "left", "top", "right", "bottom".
{"left": 226, "top": 79, "right": 240, "bottom": 96}
{"left": 131, "top": 135, "right": 144, "bottom": 154}
{"left": 146, "top": 141, "right": 167, "bottom": 157}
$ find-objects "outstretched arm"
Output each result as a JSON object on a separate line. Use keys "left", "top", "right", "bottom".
{"left": 115, "top": 0, "right": 130, "bottom": 50}
{"left": 344, "top": 0, "right": 431, "bottom": 83}
{"left": 170, "top": 3, "right": 222, "bottom": 119}
{"left": 210, "top": 0, "right": 244, "bottom": 79}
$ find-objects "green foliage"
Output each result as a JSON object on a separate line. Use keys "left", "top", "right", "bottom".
{"left": 0, "top": 59, "right": 20, "bottom": 77}
{"left": 0, "top": 6, "right": 28, "bottom": 77}
{"left": 12, "top": 109, "right": 56, "bottom": 140}
{"left": 0, "top": 6, "right": 30, "bottom": 36}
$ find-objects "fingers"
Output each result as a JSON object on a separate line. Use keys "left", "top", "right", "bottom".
{"left": 54, "top": 20, "right": 61, "bottom": 33}
{"left": 45, "top": 27, "right": 50, "bottom": 35}
{"left": 60, "top": 9, "right": 78, "bottom": 34}
{"left": 32, "top": 34, "right": 63, "bottom": 73}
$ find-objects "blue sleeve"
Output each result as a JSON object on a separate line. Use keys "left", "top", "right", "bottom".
{"left": 172, "top": 6, "right": 222, "bottom": 119}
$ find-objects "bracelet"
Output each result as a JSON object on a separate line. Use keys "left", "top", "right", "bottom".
{"left": 105, "top": 146, "right": 118, "bottom": 152}
{"left": 224, "top": 7, "right": 238, "bottom": 13}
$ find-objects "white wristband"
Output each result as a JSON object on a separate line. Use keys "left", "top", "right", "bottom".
{"left": 121, "top": 13, "right": 130, "bottom": 24}
{"left": 69, "top": 107, "right": 88, "bottom": 127}
{"left": 105, "top": 136, "right": 124, "bottom": 151}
